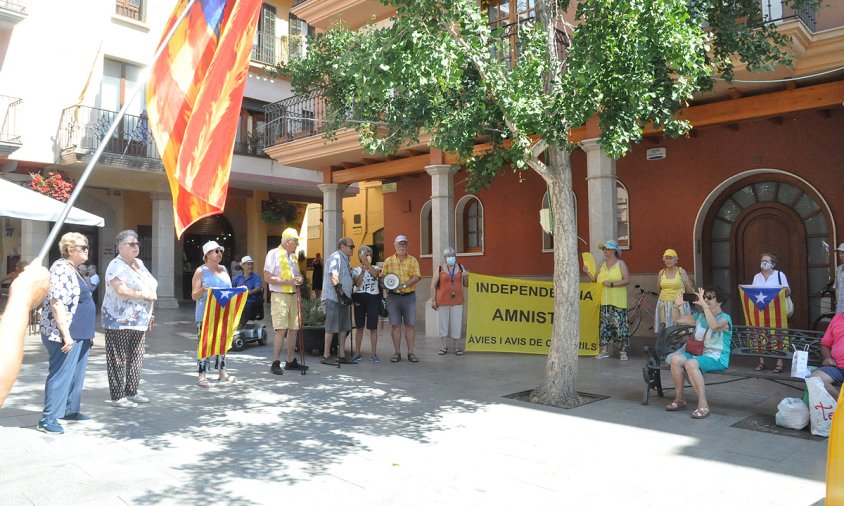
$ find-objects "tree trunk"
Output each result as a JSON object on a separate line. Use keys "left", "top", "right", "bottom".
{"left": 529, "top": 145, "right": 582, "bottom": 408}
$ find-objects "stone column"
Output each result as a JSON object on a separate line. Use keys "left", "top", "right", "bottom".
{"left": 582, "top": 138, "right": 618, "bottom": 258}
{"left": 318, "top": 183, "right": 347, "bottom": 256}
{"left": 20, "top": 220, "right": 48, "bottom": 264}
{"left": 151, "top": 193, "right": 179, "bottom": 308}
{"left": 424, "top": 164, "right": 457, "bottom": 338}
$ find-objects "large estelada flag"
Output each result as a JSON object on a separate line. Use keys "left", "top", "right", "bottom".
{"left": 198, "top": 286, "right": 247, "bottom": 358}
{"left": 146, "top": 0, "right": 262, "bottom": 238}
{"left": 738, "top": 285, "right": 788, "bottom": 328}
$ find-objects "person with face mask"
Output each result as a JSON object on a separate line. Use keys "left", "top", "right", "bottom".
{"left": 751, "top": 252, "right": 791, "bottom": 373}
{"left": 431, "top": 247, "right": 469, "bottom": 355}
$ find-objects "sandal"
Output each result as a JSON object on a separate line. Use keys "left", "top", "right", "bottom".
{"left": 755, "top": 362, "right": 766, "bottom": 371}
{"left": 438, "top": 348, "right": 447, "bottom": 355}
{"left": 691, "top": 407, "right": 711, "bottom": 419}
{"left": 772, "top": 363, "right": 784, "bottom": 373}
{"left": 455, "top": 349, "right": 464, "bottom": 356}
{"left": 197, "top": 378, "right": 212, "bottom": 388}
{"left": 218, "top": 373, "right": 237, "bottom": 383}
{"left": 665, "top": 400, "right": 687, "bottom": 411}
{"left": 407, "top": 353, "right": 420, "bottom": 363}
{"left": 390, "top": 353, "right": 401, "bottom": 363}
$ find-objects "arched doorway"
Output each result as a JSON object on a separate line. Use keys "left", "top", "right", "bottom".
{"left": 702, "top": 175, "right": 835, "bottom": 328}
{"left": 182, "top": 214, "right": 236, "bottom": 299}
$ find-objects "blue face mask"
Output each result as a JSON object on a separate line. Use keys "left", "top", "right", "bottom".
{"left": 446, "top": 256, "right": 456, "bottom": 266}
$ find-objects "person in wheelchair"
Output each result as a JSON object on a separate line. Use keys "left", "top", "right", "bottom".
{"left": 233, "top": 256, "right": 264, "bottom": 328}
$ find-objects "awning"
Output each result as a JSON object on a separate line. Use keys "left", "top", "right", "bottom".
{"left": 0, "top": 178, "right": 105, "bottom": 227}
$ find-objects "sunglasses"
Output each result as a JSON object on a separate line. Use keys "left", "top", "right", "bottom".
{"left": 212, "top": 249, "right": 223, "bottom": 254}
{"left": 703, "top": 295, "right": 715, "bottom": 301}
{"left": 75, "top": 245, "right": 89, "bottom": 251}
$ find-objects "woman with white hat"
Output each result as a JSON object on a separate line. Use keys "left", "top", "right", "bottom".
{"left": 191, "top": 240, "right": 236, "bottom": 387}
{"left": 585, "top": 240, "right": 630, "bottom": 360}
{"left": 655, "top": 248, "right": 694, "bottom": 334}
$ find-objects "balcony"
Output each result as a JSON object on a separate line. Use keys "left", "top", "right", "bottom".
{"left": 0, "top": 95, "right": 22, "bottom": 156}
{"left": 58, "top": 105, "right": 163, "bottom": 170}
{"left": 290, "top": 0, "right": 394, "bottom": 30}
{"left": 762, "top": 0, "right": 816, "bottom": 31}
{"left": 0, "top": 0, "right": 27, "bottom": 30}
{"left": 252, "top": 34, "right": 295, "bottom": 66}
{"left": 264, "top": 91, "right": 327, "bottom": 147}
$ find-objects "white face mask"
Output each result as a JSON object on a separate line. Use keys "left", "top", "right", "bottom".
{"left": 446, "top": 256, "right": 456, "bottom": 266}
{"left": 761, "top": 261, "right": 773, "bottom": 270}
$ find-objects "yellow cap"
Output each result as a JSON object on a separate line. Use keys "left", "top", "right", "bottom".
{"left": 663, "top": 248, "right": 678, "bottom": 258}
{"left": 281, "top": 228, "right": 299, "bottom": 240}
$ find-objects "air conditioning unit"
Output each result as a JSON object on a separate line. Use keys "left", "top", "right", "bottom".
{"left": 646, "top": 147, "right": 667, "bottom": 160}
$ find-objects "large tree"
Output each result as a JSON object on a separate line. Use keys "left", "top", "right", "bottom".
{"left": 286, "top": 0, "right": 817, "bottom": 407}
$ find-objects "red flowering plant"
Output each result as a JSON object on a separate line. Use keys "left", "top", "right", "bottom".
{"left": 29, "top": 171, "right": 74, "bottom": 202}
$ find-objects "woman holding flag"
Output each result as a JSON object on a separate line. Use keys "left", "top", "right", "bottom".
{"left": 751, "top": 252, "right": 791, "bottom": 373}
{"left": 191, "top": 240, "right": 237, "bottom": 387}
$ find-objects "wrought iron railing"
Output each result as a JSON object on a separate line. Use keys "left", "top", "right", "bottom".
{"left": 0, "top": 0, "right": 26, "bottom": 13}
{"left": 0, "top": 95, "right": 22, "bottom": 144}
{"left": 233, "top": 123, "right": 268, "bottom": 156}
{"left": 264, "top": 91, "right": 327, "bottom": 146}
{"left": 291, "top": 0, "right": 311, "bottom": 7}
{"left": 115, "top": 0, "right": 143, "bottom": 21}
{"left": 762, "top": 0, "right": 816, "bottom": 31}
{"left": 59, "top": 105, "right": 160, "bottom": 161}
{"left": 251, "top": 33, "right": 292, "bottom": 66}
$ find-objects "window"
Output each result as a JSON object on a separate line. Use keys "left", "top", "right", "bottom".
{"left": 420, "top": 200, "right": 433, "bottom": 256}
{"left": 100, "top": 59, "right": 152, "bottom": 158}
{"left": 483, "top": 0, "right": 536, "bottom": 66}
{"left": 289, "top": 13, "right": 315, "bottom": 60}
{"left": 616, "top": 181, "right": 630, "bottom": 249}
{"left": 252, "top": 4, "right": 277, "bottom": 64}
{"left": 115, "top": 0, "right": 143, "bottom": 21}
{"left": 456, "top": 195, "right": 483, "bottom": 253}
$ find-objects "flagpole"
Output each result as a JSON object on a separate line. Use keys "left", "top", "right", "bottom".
{"left": 34, "top": 0, "right": 197, "bottom": 266}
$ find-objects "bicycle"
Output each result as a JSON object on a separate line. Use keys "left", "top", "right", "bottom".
{"left": 812, "top": 282, "right": 836, "bottom": 331}
{"left": 627, "top": 284, "right": 659, "bottom": 335}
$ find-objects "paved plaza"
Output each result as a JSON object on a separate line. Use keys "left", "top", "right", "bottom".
{"left": 0, "top": 306, "right": 830, "bottom": 505}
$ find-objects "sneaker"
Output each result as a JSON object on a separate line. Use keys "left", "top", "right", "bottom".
{"left": 37, "top": 418, "right": 64, "bottom": 434}
{"left": 321, "top": 356, "right": 339, "bottom": 365}
{"left": 285, "top": 358, "right": 309, "bottom": 371}
{"left": 129, "top": 394, "right": 150, "bottom": 404}
{"left": 619, "top": 352, "right": 629, "bottom": 361}
{"left": 61, "top": 413, "right": 92, "bottom": 421}
{"left": 270, "top": 361, "right": 284, "bottom": 375}
{"left": 370, "top": 355, "right": 380, "bottom": 363}
{"left": 390, "top": 353, "right": 401, "bottom": 363}
{"left": 595, "top": 351, "right": 610, "bottom": 360}
{"left": 113, "top": 397, "right": 138, "bottom": 408}
{"left": 351, "top": 354, "right": 363, "bottom": 363}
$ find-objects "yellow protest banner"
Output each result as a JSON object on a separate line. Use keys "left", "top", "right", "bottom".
{"left": 466, "top": 273, "right": 600, "bottom": 355}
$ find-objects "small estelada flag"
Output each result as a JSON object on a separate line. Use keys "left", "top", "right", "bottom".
{"left": 738, "top": 285, "right": 788, "bottom": 329}
{"left": 198, "top": 286, "right": 247, "bottom": 359}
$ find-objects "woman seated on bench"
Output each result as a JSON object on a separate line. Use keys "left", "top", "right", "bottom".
{"left": 664, "top": 285, "right": 733, "bottom": 420}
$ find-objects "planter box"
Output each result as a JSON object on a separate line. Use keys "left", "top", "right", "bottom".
{"left": 298, "top": 326, "right": 340, "bottom": 356}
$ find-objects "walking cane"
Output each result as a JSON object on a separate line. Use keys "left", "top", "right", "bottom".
{"left": 295, "top": 286, "right": 307, "bottom": 375}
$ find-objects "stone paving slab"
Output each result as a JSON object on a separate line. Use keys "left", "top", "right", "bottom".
{"left": 0, "top": 306, "right": 830, "bottom": 505}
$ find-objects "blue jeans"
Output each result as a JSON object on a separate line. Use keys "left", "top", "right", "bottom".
{"left": 42, "top": 337, "right": 92, "bottom": 421}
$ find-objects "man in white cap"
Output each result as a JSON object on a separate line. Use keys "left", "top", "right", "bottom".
{"left": 381, "top": 234, "right": 422, "bottom": 363}
{"left": 264, "top": 228, "right": 306, "bottom": 374}
{"left": 233, "top": 255, "right": 263, "bottom": 328}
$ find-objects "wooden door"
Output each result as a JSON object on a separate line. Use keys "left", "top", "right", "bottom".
{"left": 732, "top": 203, "right": 807, "bottom": 328}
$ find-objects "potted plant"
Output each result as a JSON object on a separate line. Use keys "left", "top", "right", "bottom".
{"left": 297, "top": 296, "right": 338, "bottom": 355}
{"left": 260, "top": 198, "right": 297, "bottom": 225}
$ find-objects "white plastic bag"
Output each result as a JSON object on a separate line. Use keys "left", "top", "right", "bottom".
{"left": 805, "top": 376, "right": 838, "bottom": 437}
{"left": 790, "top": 345, "right": 809, "bottom": 378}
{"left": 775, "top": 397, "right": 809, "bottom": 430}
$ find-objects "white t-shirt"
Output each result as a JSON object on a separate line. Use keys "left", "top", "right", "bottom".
{"left": 263, "top": 248, "right": 299, "bottom": 293}
{"left": 352, "top": 265, "right": 381, "bottom": 295}
{"left": 752, "top": 270, "right": 789, "bottom": 288}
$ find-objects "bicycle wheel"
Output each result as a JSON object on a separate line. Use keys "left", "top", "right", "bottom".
{"left": 627, "top": 307, "right": 642, "bottom": 336}
{"left": 813, "top": 313, "right": 834, "bottom": 331}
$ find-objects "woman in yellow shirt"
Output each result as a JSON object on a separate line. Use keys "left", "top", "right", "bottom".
{"left": 586, "top": 240, "right": 631, "bottom": 360}
{"left": 655, "top": 248, "right": 694, "bottom": 334}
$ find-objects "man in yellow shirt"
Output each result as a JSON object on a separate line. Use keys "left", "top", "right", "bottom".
{"left": 381, "top": 235, "right": 422, "bottom": 362}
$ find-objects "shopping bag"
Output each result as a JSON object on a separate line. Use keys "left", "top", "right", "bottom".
{"left": 775, "top": 397, "right": 810, "bottom": 430}
{"left": 790, "top": 345, "right": 810, "bottom": 378}
{"left": 806, "top": 376, "right": 838, "bottom": 437}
